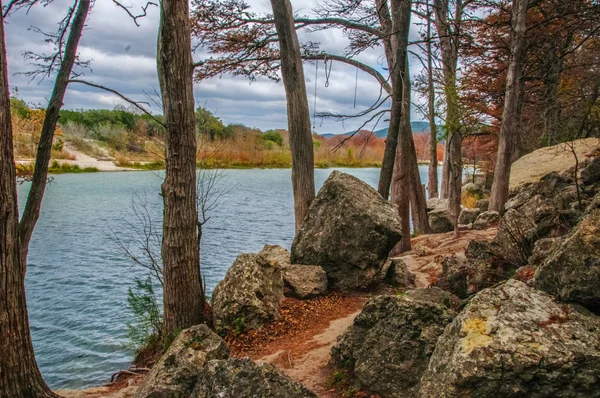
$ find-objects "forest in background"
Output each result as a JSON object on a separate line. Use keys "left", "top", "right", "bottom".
{"left": 11, "top": 97, "right": 452, "bottom": 169}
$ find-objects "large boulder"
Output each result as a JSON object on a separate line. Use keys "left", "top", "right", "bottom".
{"left": 458, "top": 208, "right": 480, "bottom": 225}
{"left": 135, "top": 325, "right": 229, "bottom": 398}
{"left": 259, "top": 244, "right": 291, "bottom": 268}
{"left": 582, "top": 156, "right": 600, "bottom": 185}
{"left": 434, "top": 255, "right": 469, "bottom": 299}
{"left": 383, "top": 258, "right": 416, "bottom": 289}
{"left": 193, "top": 358, "right": 318, "bottom": 398}
{"left": 426, "top": 198, "right": 448, "bottom": 212}
{"left": 528, "top": 237, "right": 562, "bottom": 267}
{"left": 280, "top": 264, "right": 327, "bottom": 299}
{"left": 291, "top": 171, "right": 402, "bottom": 289}
{"left": 462, "top": 182, "right": 482, "bottom": 197}
{"left": 428, "top": 208, "right": 455, "bottom": 233}
{"left": 474, "top": 198, "right": 489, "bottom": 212}
{"left": 418, "top": 280, "right": 600, "bottom": 398}
{"left": 464, "top": 240, "right": 514, "bottom": 294}
{"left": 472, "top": 210, "right": 500, "bottom": 230}
{"left": 535, "top": 209, "right": 600, "bottom": 314}
{"left": 259, "top": 245, "right": 327, "bottom": 299}
{"left": 211, "top": 253, "right": 284, "bottom": 335}
{"left": 332, "top": 292, "right": 456, "bottom": 398}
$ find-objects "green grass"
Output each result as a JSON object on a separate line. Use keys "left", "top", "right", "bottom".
{"left": 17, "top": 161, "right": 99, "bottom": 176}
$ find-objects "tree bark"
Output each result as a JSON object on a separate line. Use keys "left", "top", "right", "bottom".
{"left": 377, "top": 0, "right": 412, "bottom": 199}
{"left": 433, "top": 0, "right": 464, "bottom": 225}
{"left": 440, "top": 143, "right": 449, "bottom": 198}
{"left": 0, "top": 5, "right": 57, "bottom": 396}
{"left": 426, "top": 2, "right": 439, "bottom": 199}
{"left": 386, "top": 0, "right": 412, "bottom": 251}
{"left": 158, "top": 0, "right": 204, "bottom": 335}
{"left": 402, "top": 66, "right": 430, "bottom": 235}
{"left": 269, "top": 0, "right": 315, "bottom": 232}
{"left": 489, "top": 0, "right": 528, "bottom": 213}
{"left": 19, "top": 0, "right": 90, "bottom": 264}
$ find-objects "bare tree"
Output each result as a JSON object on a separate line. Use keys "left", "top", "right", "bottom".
{"left": 1, "top": 0, "right": 90, "bottom": 395}
{"left": 489, "top": 0, "right": 529, "bottom": 213}
{"left": 20, "top": 0, "right": 91, "bottom": 263}
{"left": 269, "top": 0, "right": 316, "bottom": 232}
{"left": 425, "top": 0, "right": 439, "bottom": 199}
{"left": 114, "top": 169, "right": 231, "bottom": 314}
{"left": 431, "top": 0, "right": 470, "bottom": 227}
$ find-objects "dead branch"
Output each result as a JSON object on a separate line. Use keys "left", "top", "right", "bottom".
{"left": 111, "top": 0, "right": 157, "bottom": 27}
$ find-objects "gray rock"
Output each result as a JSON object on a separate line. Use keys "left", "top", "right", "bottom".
{"left": 434, "top": 255, "right": 469, "bottom": 299}
{"left": 428, "top": 208, "right": 455, "bottom": 233}
{"left": 581, "top": 156, "right": 600, "bottom": 185}
{"left": 426, "top": 198, "right": 448, "bottom": 212}
{"left": 458, "top": 208, "right": 480, "bottom": 225}
{"left": 586, "top": 192, "right": 600, "bottom": 213}
{"left": 535, "top": 209, "right": 600, "bottom": 314}
{"left": 403, "top": 287, "right": 462, "bottom": 310}
{"left": 493, "top": 208, "right": 538, "bottom": 265}
{"left": 472, "top": 210, "right": 500, "bottom": 230}
{"left": 281, "top": 264, "right": 327, "bottom": 299}
{"left": 135, "top": 325, "right": 229, "bottom": 398}
{"left": 464, "top": 240, "right": 514, "bottom": 294}
{"left": 537, "top": 171, "right": 573, "bottom": 198}
{"left": 259, "top": 244, "right": 291, "bottom": 267}
{"left": 418, "top": 280, "right": 600, "bottom": 398}
{"left": 462, "top": 182, "right": 482, "bottom": 196}
{"left": 193, "top": 358, "right": 318, "bottom": 398}
{"left": 474, "top": 198, "right": 489, "bottom": 212}
{"left": 528, "top": 237, "right": 561, "bottom": 267}
{"left": 211, "top": 253, "right": 284, "bottom": 335}
{"left": 259, "top": 245, "right": 327, "bottom": 299}
{"left": 332, "top": 294, "right": 456, "bottom": 398}
{"left": 291, "top": 171, "right": 402, "bottom": 290}
{"left": 383, "top": 258, "right": 416, "bottom": 289}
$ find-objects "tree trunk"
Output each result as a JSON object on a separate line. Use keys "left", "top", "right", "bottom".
{"left": 440, "top": 143, "right": 449, "bottom": 198}
{"left": 0, "top": 6, "right": 57, "bottom": 396}
{"left": 19, "top": 0, "right": 90, "bottom": 264}
{"left": 269, "top": 0, "right": 315, "bottom": 232}
{"left": 403, "top": 67, "right": 430, "bottom": 235}
{"left": 433, "top": 0, "right": 463, "bottom": 226}
{"left": 158, "top": 0, "right": 204, "bottom": 336}
{"left": 489, "top": 0, "right": 528, "bottom": 213}
{"left": 446, "top": 76, "right": 463, "bottom": 228}
{"left": 426, "top": 2, "right": 439, "bottom": 199}
{"left": 386, "top": 0, "right": 412, "bottom": 250}
{"left": 377, "top": 0, "right": 412, "bottom": 199}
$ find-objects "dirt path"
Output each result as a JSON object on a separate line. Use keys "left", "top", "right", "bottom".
{"left": 258, "top": 309, "right": 362, "bottom": 397}
{"left": 58, "top": 143, "right": 133, "bottom": 171}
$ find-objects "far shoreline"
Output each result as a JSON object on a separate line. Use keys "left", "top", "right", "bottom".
{"left": 15, "top": 159, "right": 440, "bottom": 175}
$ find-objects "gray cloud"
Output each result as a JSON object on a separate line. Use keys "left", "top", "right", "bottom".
{"left": 5, "top": 0, "right": 428, "bottom": 134}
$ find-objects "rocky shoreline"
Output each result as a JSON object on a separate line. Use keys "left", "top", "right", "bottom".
{"left": 60, "top": 145, "right": 600, "bottom": 397}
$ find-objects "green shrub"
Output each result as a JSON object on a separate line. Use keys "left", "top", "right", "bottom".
{"left": 263, "top": 130, "right": 283, "bottom": 146}
{"left": 126, "top": 277, "right": 163, "bottom": 352}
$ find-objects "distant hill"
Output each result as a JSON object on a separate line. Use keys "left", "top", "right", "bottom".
{"left": 320, "top": 121, "right": 430, "bottom": 139}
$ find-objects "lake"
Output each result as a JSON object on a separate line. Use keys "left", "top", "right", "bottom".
{"left": 19, "top": 166, "right": 436, "bottom": 389}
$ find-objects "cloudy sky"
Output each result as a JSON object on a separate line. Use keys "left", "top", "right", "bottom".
{"left": 4, "top": 0, "right": 427, "bottom": 134}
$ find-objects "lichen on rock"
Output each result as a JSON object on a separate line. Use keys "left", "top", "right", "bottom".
{"left": 418, "top": 280, "right": 600, "bottom": 398}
